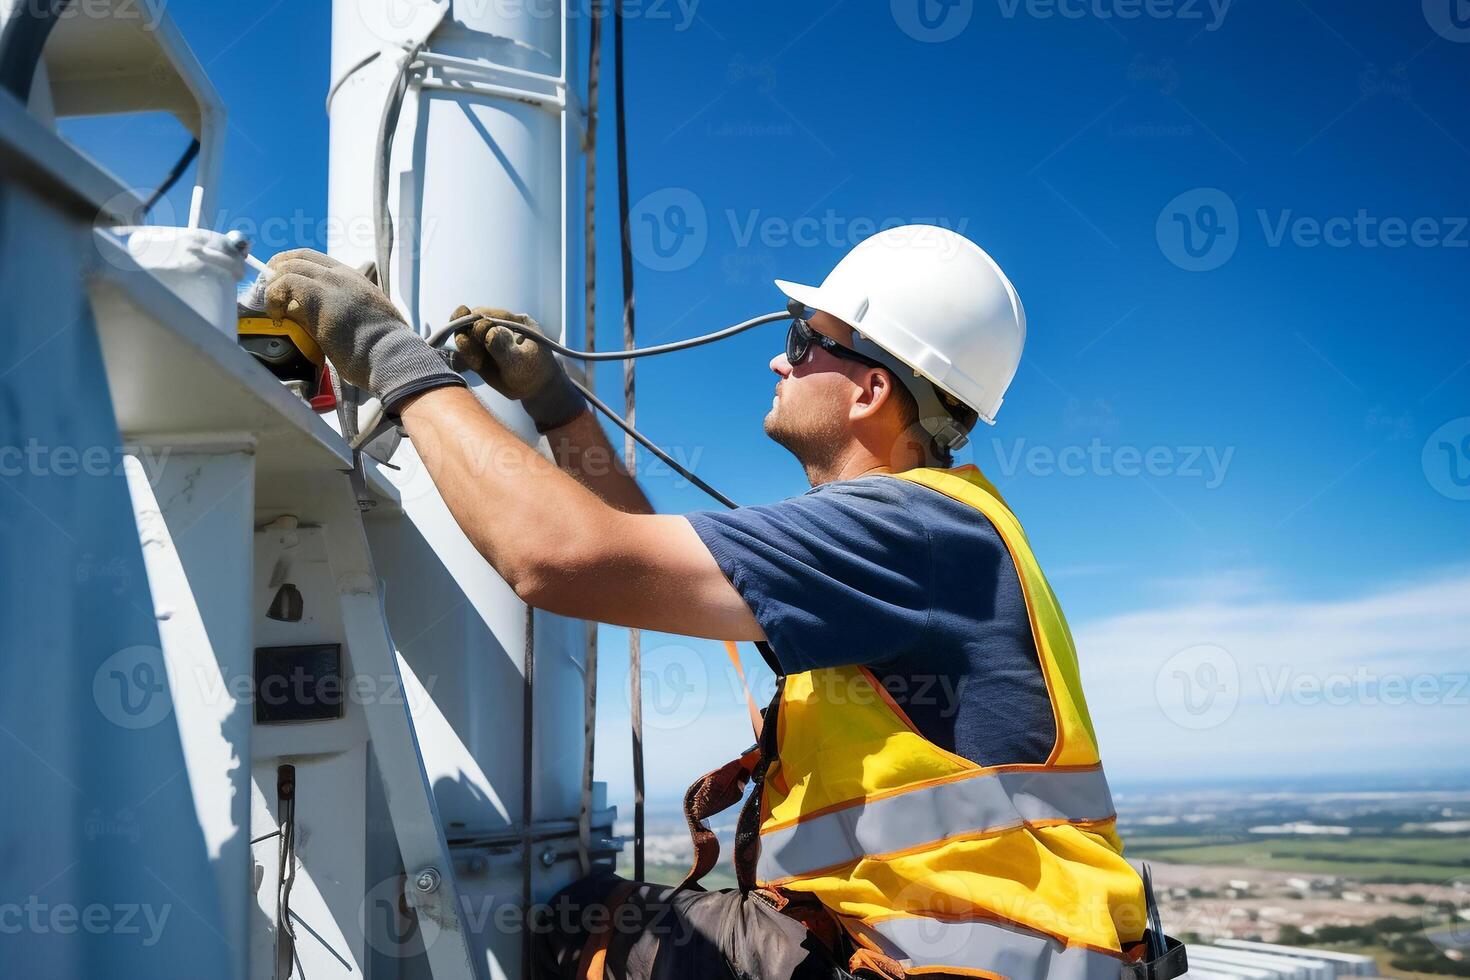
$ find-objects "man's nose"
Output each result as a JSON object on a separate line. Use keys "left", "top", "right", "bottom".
{"left": 770, "top": 352, "right": 793, "bottom": 378}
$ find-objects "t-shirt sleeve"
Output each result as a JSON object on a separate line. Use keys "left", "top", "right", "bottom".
{"left": 685, "top": 479, "right": 934, "bottom": 674}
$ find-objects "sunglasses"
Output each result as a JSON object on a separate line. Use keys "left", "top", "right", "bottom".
{"left": 786, "top": 316, "right": 886, "bottom": 370}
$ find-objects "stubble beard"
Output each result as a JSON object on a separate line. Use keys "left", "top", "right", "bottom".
{"left": 764, "top": 397, "right": 848, "bottom": 486}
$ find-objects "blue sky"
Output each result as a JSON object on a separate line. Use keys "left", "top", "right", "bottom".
{"left": 72, "top": 1, "right": 1468, "bottom": 805}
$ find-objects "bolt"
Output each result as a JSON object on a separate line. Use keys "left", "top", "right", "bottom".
{"left": 539, "top": 848, "right": 557, "bottom": 868}
{"left": 415, "top": 868, "right": 441, "bottom": 893}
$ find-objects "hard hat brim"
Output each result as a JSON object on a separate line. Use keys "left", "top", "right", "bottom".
{"left": 773, "top": 278, "right": 828, "bottom": 316}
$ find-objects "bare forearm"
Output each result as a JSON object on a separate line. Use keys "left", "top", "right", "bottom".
{"left": 541, "top": 409, "right": 653, "bottom": 514}
{"left": 394, "top": 386, "right": 762, "bottom": 641}
{"left": 397, "top": 387, "right": 618, "bottom": 591}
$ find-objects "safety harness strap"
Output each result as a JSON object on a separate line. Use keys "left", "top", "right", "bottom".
{"left": 676, "top": 747, "right": 760, "bottom": 893}
{"left": 724, "top": 641, "right": 765, "bottom": 740}
{"left": 733, "top": 676, "right": 784, "bottom": 892}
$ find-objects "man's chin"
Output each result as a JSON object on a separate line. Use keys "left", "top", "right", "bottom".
{"left": 763, "top": 409, "right": 793, "bottom": 446}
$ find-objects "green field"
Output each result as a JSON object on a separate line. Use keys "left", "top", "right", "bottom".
{"left": 640, "top": 836, "right": 1470, "bottom": 888}
{"left": 1125, "top": 834, "right": 1470, "bottom": 883}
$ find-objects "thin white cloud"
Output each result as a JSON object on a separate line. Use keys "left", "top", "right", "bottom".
{"left": 1077, "top": 567, "right": 1470, "bottom": 782}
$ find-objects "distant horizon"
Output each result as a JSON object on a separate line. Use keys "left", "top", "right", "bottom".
{"left": 625, "top": 766, "right": 1470, "bottom": 813}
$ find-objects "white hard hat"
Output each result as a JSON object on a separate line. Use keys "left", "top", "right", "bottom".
{"left": 775, "top": 224, "right": 1026, "bottom": 427}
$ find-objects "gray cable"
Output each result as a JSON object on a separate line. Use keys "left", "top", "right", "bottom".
{"left": 373, "top": 7, "right": 447, "bottom": 304}
{"left": 324, "top": 48, "right": 382, "bottom": 113}
{"left": 354, "top": 312, "right": 783, "bottom": 506}
{"left": 425, "top": 309, "right": 788, "bottom": 359}
{"left": 568, "top": 375, "right": 738, "bottom": 510}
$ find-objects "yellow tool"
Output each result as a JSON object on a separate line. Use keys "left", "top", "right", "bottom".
{"left": 237, "top": 313, "right": 335, "bottom": 410}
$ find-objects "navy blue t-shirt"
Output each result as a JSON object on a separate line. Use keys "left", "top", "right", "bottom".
{"left": 687, "top": 475, "right": 1057, "bottom": 768}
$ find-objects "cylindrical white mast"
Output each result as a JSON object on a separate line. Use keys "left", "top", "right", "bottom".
{"left": 326, "top": 1, "right": 592, "bottom": 973}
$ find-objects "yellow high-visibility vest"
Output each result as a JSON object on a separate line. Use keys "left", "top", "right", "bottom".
{"left": 755, "top": 466, "right": 1147, "bottom": 979}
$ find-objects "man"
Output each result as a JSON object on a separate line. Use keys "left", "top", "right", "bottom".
{"left": 264, "top": 226, "right": 1156, "bottom": 980}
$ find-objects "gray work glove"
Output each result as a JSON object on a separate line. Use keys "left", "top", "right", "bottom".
{"left": 450, "top": 305, "right": 586, "bottom": 432}
{"left": 263, "top": 249, "right": 465, "bottom": 412}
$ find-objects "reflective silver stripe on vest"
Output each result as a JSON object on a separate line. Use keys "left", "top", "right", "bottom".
{"left": 865, "top": 915, "right": 1125, "bottom": 980}
{"left": 758, "top": 766, "right": 1115, "bottom": 883}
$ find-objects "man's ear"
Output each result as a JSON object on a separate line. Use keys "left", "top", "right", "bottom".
{"left": 850, "top": 366, "right": 893, "bottom": 420}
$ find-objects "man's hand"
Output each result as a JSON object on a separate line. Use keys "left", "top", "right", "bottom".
{"left": 450, "top": 305, "right": 585, "bottom": 432}
{"left": 264, "top": 249, "right": 464, "bottom": 410}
